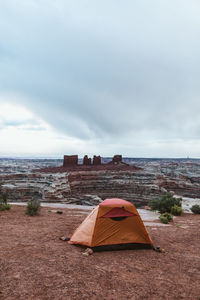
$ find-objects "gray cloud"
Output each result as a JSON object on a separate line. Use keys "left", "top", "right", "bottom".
{"left": 0, "top": 118, "right": 47, "bottom": 131}
{"left": 0, "top": 0, "right": 200, "bottom": 156}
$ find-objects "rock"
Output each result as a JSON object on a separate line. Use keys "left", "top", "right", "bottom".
{"left": 64, "top": 194, "right": 102, "bottom": 206}
{"left": 59, "top": 236, "right": 70, "bottom": 241}
{"left": 63, "top": 155, "right": 78, "bottom": 167}
{"left": 67, "top": 170, "right": 165, "bottom": 207}
{"left": 112, "top": 155, "right": 122, "bottom": 163}
{"left": 144, "top": 206, "right": 151, "bottom": 210}
{"left": 83, "top": 155, "right": 92, "bottom": 165}
{"left": 82, "top": 248, "right": 93, "bottom": 256}
{"left": 2, "top": 158, "right": 200, "bottom": 208}
{"left": 1, "top": 172, "right": 70, "bottom": 203}
{"left": 93, "top": 155, "right": 101, "bottom": 165}
{"left": 1, "top": 169, "right": 165, "bottom": 207}
{"left": 153, "top": 246, "right": 165, "bottom": 253}
{"left": 86, "top": 248, "right": 93, "bottom": 255}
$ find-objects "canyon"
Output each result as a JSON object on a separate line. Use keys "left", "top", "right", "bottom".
{"left": 1, "top": 157, "right": 200, "bottom": 207}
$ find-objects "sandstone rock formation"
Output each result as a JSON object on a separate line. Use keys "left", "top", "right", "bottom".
{"left": 112, "top": 155, "right": 122, "bottom": 163}
{"left": 1, "top": 158, "right": 200, "bottom": 207}
{"left": 63, "top": 155, "right": 78, "bottom": 167}
{"left": 63, "top": 154, "right": 123, "bottom": 167}
{"left": 93, "top": 155, "right": 101, "bottom": 165}
{"left": 83, "top": 155, "right": 91, "bottom": 165}
{"left": 1, "top": 168, "right": 166, "bottom": 207}
{"left": 2, "top": 172, "right": 70, "bottom": 203}
{"left": 67, "top": 170, "right": 166, "bottom": 207}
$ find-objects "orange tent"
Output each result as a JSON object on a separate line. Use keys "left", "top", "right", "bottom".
{"left": 69, "top": 198, "right": 153, "bottom": 250}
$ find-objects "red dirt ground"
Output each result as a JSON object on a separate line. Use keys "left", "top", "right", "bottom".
{"left": 0, "top": 206, "right": 199, "bottom": 300}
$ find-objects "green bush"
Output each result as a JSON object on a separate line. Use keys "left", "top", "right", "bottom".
{"left": 0, "top": 202, "right": 11, "bottom": 211}
{"left": 1, "top": 193, "right": 8, "bottom": 203}
{"left": 159, "top": 212, "right": 173, "bottom": 224}
{"left": 149, "top": 193, "right": 182, "bottom": 213}
{"left": 171, "top": 205, "right": 183, "bottom": 216}
{"left": 159, "top": 215, "right": 169, "bottom": 224}
{"left": 191, "top": 204, "right": 200, "bottom": 214}
{"left": 0, "top": 190, "right": 11, "bottom": 211}
{"left": 162, "top": 212, "right": 173, "bottom": 221}
{"left": 26, "top": 199, "right": 41, "bottom": 216}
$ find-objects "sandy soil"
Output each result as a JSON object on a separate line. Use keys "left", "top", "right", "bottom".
{"left": 0, "top": 206, "right": 199, "bottom": 300}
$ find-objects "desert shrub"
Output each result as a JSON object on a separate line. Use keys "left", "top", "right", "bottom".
{"left": 149, "top": 193, "right": 182, "bottom": 213}
{"left": 1, "top": 193, "right": 8, "bottom": 204}
{"left": 190, "top": 204, "right": 200, "bottom": 214}
{"left": 0, "top": 188, "right": 10, "bottom": 211}
{"left": 159, "top": 215, "right": 169, "bottom": 224}
{"left": 26, "top": 199, "right": 41, "bottom": 216}
{"left": 0, "top": 201, "right": 11, "bottom": 211}
{"left": 171, "top": 205, "right": 183, "bottom": 216}
{"left": 159, "top": 212, "right": 173, "bottom": 224}
{"left": 4, "top": 203, "right": 11, "bottom": 210}
{"left": 162, "top": 212, "right": 173, "bottom": 221}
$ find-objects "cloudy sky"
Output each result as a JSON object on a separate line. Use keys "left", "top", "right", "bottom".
{"left": 0, "top": 0, "right": 200, "bottom": 158}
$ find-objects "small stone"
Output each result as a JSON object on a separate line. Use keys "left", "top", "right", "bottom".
{"left": 144, "top": 206, "right": 151, "bottom": 210}
{"left": 82, "top": 248, "right": 93, "bottom": 256}
{"left": 159, "top": 248, "right": 165, "bottom": 253}
{"left": 86, "top": 248, "right": 93, "bottom": 255}
{"left": 59, "top": 236, "right": 70, "bottom": 241}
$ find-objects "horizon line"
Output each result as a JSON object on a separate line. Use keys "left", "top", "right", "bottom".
{"left": 0, "top": 156, "right": 199, "bottom": 160}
